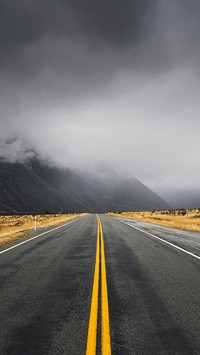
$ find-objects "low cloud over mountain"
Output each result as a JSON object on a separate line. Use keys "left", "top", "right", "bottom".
{"left": 0, "top": 156, "right": 169, "bottom": 214}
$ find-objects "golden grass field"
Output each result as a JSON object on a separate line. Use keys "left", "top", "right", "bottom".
{"left": 0, "top": 213, "right": 86, "bottom": 246}
{"left": 108, "top": 209, "right": 200, "bottom": 233}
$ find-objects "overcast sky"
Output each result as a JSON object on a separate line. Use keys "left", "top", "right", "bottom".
{"left": 0, "top": 0, "right": 200, "bottom": 193}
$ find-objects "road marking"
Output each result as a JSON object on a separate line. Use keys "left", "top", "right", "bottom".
{"left": 100, "top": 220, "right": 112, "bottom": 355}
{"left": 86, "top": 216, "right": 111, "bottom": 355}
{"left": 120, "top": 220, "right": 200, "bottom": 261}
{"left": 86, "top": 219, "right": 100, "bottom": 355}
{"left": 0, "top": 217, "right": 82, "bottom": 255}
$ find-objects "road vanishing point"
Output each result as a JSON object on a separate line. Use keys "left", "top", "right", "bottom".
{"left": 0, "top": 214, "right": 200, "bottom": 354}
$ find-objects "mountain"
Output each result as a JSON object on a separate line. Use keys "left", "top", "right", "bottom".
{"left": 157, "top": 188, "right": 200, "bottom": 209}
{"left": 84, "top": 170, "right": 170, "bottom": 212}
{"left": 0, "top": 159, "right": 170, "bottom": 214}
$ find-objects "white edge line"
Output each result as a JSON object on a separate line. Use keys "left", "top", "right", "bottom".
{"left": 0, "top": 216, "right": 83, "bottom": 255}
{"left": 115, "top": 218, "right": 200, "bottom": 261}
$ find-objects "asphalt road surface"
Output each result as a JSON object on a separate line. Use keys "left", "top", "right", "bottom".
{"left": 0, "top": 214, "right": 200, "bottom": 354}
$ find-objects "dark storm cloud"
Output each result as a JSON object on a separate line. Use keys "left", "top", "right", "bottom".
{"left": 0, "top": 0, "right": 184, "bottom": 94}
{"left": 0, "top": 0, "right": 157, "bottom": 48}
{"left": 0, "top": 0, "right": 199, "bottom": 80}
{"left": 0, "top": 0, "right": 198, "bottom": 88}
{"left": 66, "top": 0, "right": 158, "bottom": 45}
{"left": 0, "top": 0, "right": 74, "bottom": 49}
{"left": 0, "top": 0, "right": 163, "bottom": 117}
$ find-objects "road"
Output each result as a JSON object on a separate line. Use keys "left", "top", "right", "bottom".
{"left": 0, "top": 214, "right": 200, "bottom": 354}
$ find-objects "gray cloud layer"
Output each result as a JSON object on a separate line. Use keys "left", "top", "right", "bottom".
{"left": 0, "top": 0, "right": 200, "bottom": 192}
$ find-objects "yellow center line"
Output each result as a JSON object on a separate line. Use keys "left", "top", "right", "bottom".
{"left": 100, "top": 219, "right": 112, "bottom": 355}
{"left": 86, "top": 219, "right": 100, "bottom": 355}
{"left": 86, "top": 215, "right": 111, "bottom": 355}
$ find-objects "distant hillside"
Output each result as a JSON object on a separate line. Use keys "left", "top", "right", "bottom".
{"left": 84, "top": 171, "right": 170, "bottom": 212}
{"left": 0, "top": 159, "right": 170, "bottom": 214}
{"left": 157, "top": 188, "right": 200, "bottom": 209}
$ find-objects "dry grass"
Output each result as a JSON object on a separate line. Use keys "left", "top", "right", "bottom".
{"left": 107, "top": 209, "right": 200, "bottom": 233}
{"left": 0, "top": 213, "right": 87, "bottom": 246}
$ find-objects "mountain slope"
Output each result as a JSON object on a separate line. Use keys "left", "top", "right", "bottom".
{"left": 0, "top": 159, "right": 170, "bottom": 214}
{"left": 157, "top": 188, "right": 200, "bottom": 209}
{"left": 84, "top": 172, "right": 170, "bottom": 212}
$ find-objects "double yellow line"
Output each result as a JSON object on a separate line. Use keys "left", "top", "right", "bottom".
{"left": 86, "top": 216, "right": 111, "bottom": 355}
